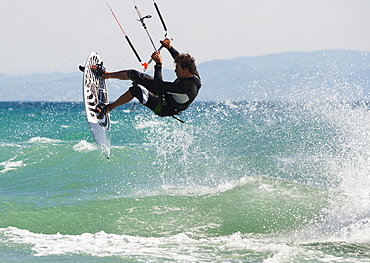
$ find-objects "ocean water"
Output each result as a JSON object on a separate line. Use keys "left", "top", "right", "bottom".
{"left": 1, "top": 100, "right": 370, "bottom": 262}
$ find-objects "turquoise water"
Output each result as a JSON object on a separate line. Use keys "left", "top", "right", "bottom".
{"left": 1, "top": 101, "right": 370, "bottom": 262}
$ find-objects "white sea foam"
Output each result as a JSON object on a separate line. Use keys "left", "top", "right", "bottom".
{"left": 224, "top": 100, "right": 238, "bottom": 109}
{"left": 157, "top": 176, "right": 256, "bottom": 197}
{"left": 28, "top": 137, "right": 63, "bottom": 144}
{"left": 0, "top": 227, "right": 283, "bottom": 259}
{"left": 73, "top": 140, "right": 97, "bottom": 152}
{"left": 135, "top": 120, "right": 163, "bottom": 129}
{"left": 0, "top": 142, "right": 22, "bottom": 148}
{"left": 0, "top": 161, "right": 25, "bottom": 173}
{"left": 1, "top": 227, "right": 357, "bottom": 262}
{"left": 0, "top": 227, "right": 201, "bottom": 259}
{"left": 0, "top": 159, "right": 25, "bottom": 174}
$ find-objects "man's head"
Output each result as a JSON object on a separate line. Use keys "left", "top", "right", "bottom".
{"left": 174, "top": 54, "right": 197, "bottom": 79}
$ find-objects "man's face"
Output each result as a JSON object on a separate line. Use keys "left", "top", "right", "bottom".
{"left": 174, "top": 63, "right": 188, "bottom": 79}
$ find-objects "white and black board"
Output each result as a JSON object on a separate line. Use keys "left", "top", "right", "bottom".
{"left": 83, "top": 51, "right": 111, "bottom": 159}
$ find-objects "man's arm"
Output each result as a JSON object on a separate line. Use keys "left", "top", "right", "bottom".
{"left": 151, "top": 50, "right": 195, "bottom": 93}
{"left": 154, "top": 63, "right": 163, "bottom": 81}
{"left": 151, "top": 51, "right": 163, "bottom": 81}
{"left": 160, "top": 38, "right": 179, "bottom": 59}
{"left": 156, "top": 79, "right": 196, "bottom": 93}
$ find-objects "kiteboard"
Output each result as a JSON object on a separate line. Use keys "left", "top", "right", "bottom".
{"left": 82, "top": 51, "right": 111, "bottom": 159}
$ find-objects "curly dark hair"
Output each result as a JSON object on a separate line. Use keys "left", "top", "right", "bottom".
{"left": 174, "top": 53, "right": 197, "bottom": 75}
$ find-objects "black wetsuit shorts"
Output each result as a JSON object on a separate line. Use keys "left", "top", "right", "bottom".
{"left": 127, "top": 70, "right": 169, "bottom": 116}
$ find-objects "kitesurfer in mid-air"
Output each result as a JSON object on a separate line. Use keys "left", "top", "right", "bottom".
{"left": 92, "top": 38, "right": 201, "bottom": 119}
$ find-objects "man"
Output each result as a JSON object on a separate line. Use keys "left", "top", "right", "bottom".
{"left": 92, "top": 38, "right": 201, "bottom": 119}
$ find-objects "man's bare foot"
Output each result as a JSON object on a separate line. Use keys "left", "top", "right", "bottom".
{"left": 90, "top": 63, "right": 106, "bottom": 78}
{"left": 93, "top": 103, "right": 109, "bottom": 119}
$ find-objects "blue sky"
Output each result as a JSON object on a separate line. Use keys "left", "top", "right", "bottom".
{"left": 1, "top": 0, "right": 369, "bottom": 75}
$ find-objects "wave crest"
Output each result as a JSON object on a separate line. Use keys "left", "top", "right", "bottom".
{"left": 73, "top": 140, "right": 97, "bottom": 152}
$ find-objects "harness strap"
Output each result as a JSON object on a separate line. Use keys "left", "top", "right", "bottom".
{"left": 152, "top": 92, "right": 185, "bottom": 123}
{"left": 152, "top": 91, "right": 163, "bottom": 115}
{"left": 171, "top": 115, "right": 185, "bottom": 123}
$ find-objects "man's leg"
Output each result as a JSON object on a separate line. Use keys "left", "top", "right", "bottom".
{"left": 104, "top": 69, "right": 154, "bottom": 111}
{"left": 95, "top": 89, "right": 134, "bottom": 115}
{"left": 103, "top": 70, "right": 130, "bottom": 80}
{"left": 90, "top": 65, "right": 130, "bottom": 80}
{"left": 92, "top": 67, "right": 154, "bottom": 114}
{"left": 97, "top": 85, "right": 159, "bottom": 115}
{"left": 129, "top": 85, "right": 160, "bottom": 113}
{"left": 108, "top": 90, "right": 134, "bottom": 112}
{"left": 91, "top": 66, "right": 153, "bottom": 88}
